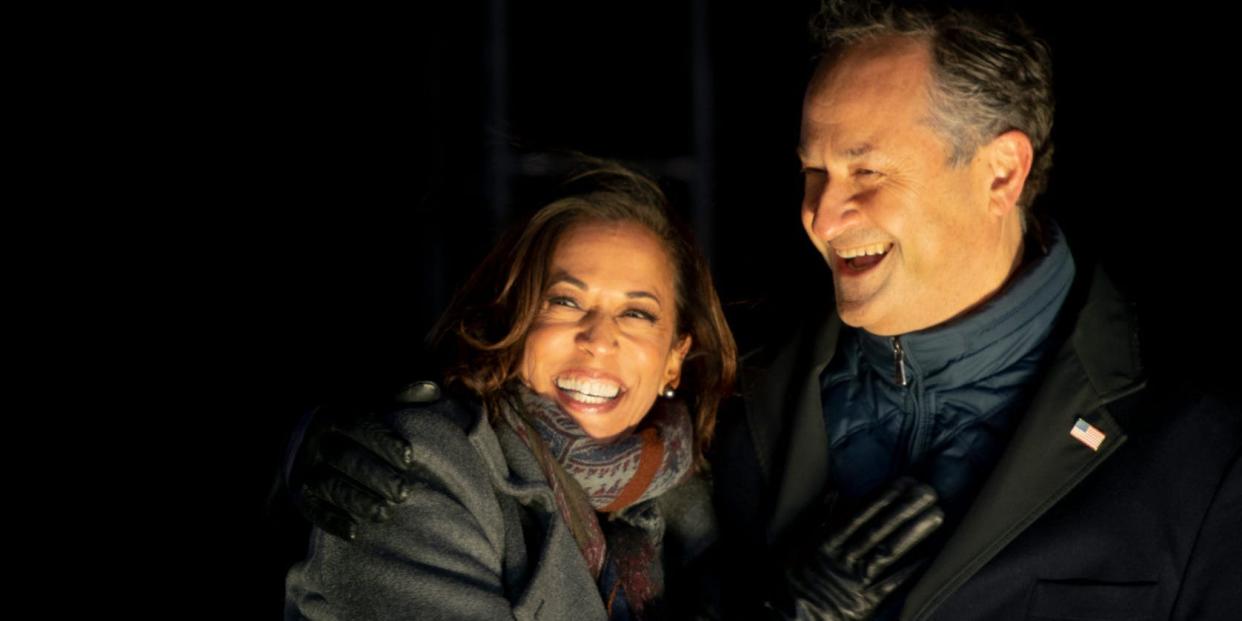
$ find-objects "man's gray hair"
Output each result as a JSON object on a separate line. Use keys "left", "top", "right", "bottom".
{"left": 812, "top": 0, "right": 1055, "bottom": 235}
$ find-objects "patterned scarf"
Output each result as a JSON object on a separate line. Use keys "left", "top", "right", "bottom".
{"left": 497, "top": 383, "right": 694, "bottom": 619}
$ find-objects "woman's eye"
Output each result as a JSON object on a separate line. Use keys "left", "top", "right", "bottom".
{"left": 622, "top": 309, "right": 658, "bottom": 323}
{"left": 548, "top": 296, "right": 580, "bottom": 309}
{"left": 854, "top": 168, "right": 880, "bottom": 178}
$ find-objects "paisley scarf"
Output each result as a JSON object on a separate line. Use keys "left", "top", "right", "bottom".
{"left": 497, "top": 383, "right": 694, "bottom": 619}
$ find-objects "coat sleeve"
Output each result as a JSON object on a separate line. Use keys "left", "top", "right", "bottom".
{"left": 1171, "top": 448, "right": 1242, "bottom": 620}
{"left": 285, "top": 410, "right": 518, "bottom": 621}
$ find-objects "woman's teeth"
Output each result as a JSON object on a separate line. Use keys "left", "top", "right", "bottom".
{"left": 555, "top": 377, "right": 621, "bottom": 403}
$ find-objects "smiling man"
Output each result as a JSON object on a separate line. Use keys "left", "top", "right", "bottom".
{"left": 797, "top": 35, "right": 1026, "bottom": 337}
{"left": 709, "top": 2, "right": 1240, "bottom": 620}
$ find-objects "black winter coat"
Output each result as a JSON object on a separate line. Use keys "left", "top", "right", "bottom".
{"left": 710, "top": 264, "right": 1242, "bottom": 620}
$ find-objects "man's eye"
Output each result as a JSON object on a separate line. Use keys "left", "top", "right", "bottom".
{"left": 854, "top": 168, "right": 880, "bottom": 178}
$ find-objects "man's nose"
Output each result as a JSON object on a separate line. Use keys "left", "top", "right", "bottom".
{"left": 804, "top": 175, "right": 862, "bottom": 242}
{"left": 575, "top": 311, "right": 618, "bottom": 356}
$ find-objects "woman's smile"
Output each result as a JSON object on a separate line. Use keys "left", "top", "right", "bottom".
{"left": 553, "top": 372, "right": 626, "bottom": 413}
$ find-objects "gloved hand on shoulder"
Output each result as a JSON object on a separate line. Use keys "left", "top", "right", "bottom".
{"left": 286, "top": 380, "right": 442, "bottom": 541}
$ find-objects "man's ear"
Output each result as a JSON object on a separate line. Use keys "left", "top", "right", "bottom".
{"left": 985, "top": 130, "right": 1034, "bottom": 217}
{"left": 665, "top": 334, "right": 693, "bottom": 389}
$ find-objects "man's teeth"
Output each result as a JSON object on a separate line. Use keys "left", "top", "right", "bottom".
{"left": 833, "top": 242, "right": 891, "bottom": 259}
{"left": 555, "top": 377, "right": 621, "bottom": 402}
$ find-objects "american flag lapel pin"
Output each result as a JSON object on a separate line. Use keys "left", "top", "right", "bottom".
{"left": 1070, "top": 418, "right": 1106, "bottom": 451}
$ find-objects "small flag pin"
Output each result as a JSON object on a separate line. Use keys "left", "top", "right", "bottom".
{"left": 1070, "top": 418, "right": 1106, "bottom": 451}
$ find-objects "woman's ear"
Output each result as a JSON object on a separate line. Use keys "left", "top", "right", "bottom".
{"left": 665, "top": 334, "right": 693, "bottom": 388}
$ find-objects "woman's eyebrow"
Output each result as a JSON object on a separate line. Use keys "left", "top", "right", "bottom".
{"left": 627, "top": 291, "right": 661, "bottom": 307}
{"left": 548, "top": 272, "right": 588, "bottom": 290}
{"left": 550, "top": 271, "right": 662, "bottom": 308}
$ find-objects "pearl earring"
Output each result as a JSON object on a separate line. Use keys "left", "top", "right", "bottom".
{"left": 661, "top": 385, "right": 676, "bottom": 399}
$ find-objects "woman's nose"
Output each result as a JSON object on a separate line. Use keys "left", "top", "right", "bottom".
{"left": 575, "top": 311, "right": 618, "bottom": 356}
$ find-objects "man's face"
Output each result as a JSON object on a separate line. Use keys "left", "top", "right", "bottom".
{"left": 799, "top": 37, "right": 1019, "bottom": 336}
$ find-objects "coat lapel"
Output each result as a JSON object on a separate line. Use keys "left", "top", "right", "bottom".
{"left": 743, "top": 307, "right": 842, "bottom": 546}
{"left": 902, "top": 265, "right": 1147, "bottom": 620}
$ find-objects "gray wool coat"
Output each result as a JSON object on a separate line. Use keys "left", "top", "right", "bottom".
{"left": 285, "top": 394, "right": 719, "bottom": 621}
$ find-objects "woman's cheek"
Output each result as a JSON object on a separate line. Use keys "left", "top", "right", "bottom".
{"left": 519, "top": 323, "right": 557, "bottom": 392}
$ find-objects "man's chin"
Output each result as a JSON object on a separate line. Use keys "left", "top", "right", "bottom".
{"left": 835, "top": 298, "right": 873, "bottom": 328}
{"left": 835, "top": 295, "right": 900, "bottom": 336}
{"left": 833, "top": 277, "right": 881, "bottom": 325}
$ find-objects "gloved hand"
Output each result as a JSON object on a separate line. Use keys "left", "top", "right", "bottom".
{"left": 286, "top": 380, "right": 442, "bottom": 541}
{"left": 772, "top": 477, "right": 945, "bottom": 620}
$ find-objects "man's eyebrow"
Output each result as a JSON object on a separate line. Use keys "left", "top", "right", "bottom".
{"left": 796, "top": 142, "right": 875, "bottom": 162}
{"left": 548, "top": 271, "right": 662, "bottom": 307}
{"left": 839, "top": 142, "right": 874, "bottom": 159}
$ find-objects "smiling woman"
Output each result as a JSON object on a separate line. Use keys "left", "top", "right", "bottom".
{"left": 519, "top": 221, "right": 692, "bottom": 440}
{"left": 434, "top": 161, "right": 736, "bottom": 466}
{"left": 285, "top": 159, "right": 737, "bottom": 620}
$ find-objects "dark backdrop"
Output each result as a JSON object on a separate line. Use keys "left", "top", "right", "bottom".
{"left": 200, "top": 1, "right": 1238, "bottom": 614}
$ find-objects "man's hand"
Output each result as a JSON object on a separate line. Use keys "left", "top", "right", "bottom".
{"left": 774, "top": 477, "right": 945, "bottom": 620}
{"left": 287, "top": 381, "right": 442, "bottom": 541}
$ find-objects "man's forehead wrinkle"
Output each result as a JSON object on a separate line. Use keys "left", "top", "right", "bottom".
{"left": 799, "top": 117, "right": 882, "bottom": 161}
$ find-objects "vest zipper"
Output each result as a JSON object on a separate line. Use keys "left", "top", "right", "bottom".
{"left": 892, "top": 337, "right": 909, "bottom": 387}
{"left": 894, "top": 335, "right": 924, "bottom": 470}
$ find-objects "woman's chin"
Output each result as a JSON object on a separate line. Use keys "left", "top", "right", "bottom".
{"left": 557, "top": 393, "right": 643, "bottom": 441}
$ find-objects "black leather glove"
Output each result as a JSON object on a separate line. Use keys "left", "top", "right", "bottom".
{"left": 771, "top": 477, "right": 945, "bottom": 620}
{"left": 286, "top": 380, "right": 442, "bottom": 541}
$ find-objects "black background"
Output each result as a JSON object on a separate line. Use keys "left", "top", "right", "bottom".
{"left": 161, "top": 1, "right": 1239, "bottom": 614}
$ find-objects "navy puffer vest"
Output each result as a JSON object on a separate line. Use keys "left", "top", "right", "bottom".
{"left": 820, "top": 225, "right": 1076, "bottom": 522}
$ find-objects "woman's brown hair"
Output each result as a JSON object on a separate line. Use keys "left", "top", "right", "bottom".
{"left": 430, "top": 159, "right": 737, "bottom": 464}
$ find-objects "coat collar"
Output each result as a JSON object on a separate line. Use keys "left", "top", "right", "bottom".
{"left": 465, "top": 405, "right": 610, "bottom": 619}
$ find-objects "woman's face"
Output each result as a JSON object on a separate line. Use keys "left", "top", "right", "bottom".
{"left": 519, "top": 221, "right": 692, "bottom": 440}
